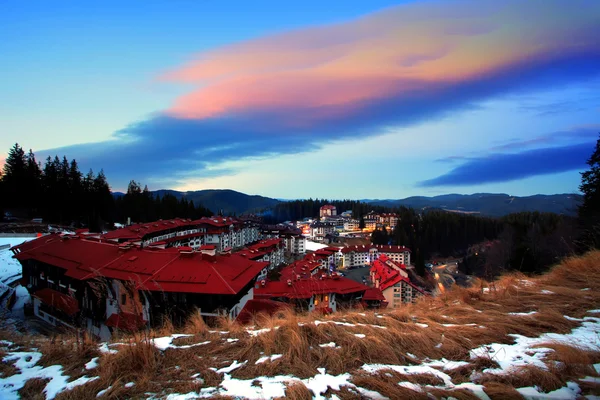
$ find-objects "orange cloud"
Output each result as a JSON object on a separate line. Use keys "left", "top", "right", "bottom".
{"left": 159, "top": 0, "right": 600, "bottom": 125}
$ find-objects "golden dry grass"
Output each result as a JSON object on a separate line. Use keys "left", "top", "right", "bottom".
{"left": 18, "top": 377, "right": 50, "bottom": 400}
{"left": 2, "top": 250, "right": 600, "bottom": 399}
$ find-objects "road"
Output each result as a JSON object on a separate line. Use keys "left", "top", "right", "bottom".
{"left": 341, "top": 266, "right": 371, "bottom": 284}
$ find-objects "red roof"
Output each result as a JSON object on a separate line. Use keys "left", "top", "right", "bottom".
{"left": 255, "top": 274, "right": 370, "bottom": 300}
{"left": 102, "top": 218, "right": 194, "bottom": 241}
{"left": 236, "top": 299, "right": 290, "bottom": 324}
{"left": 33, "top": 288, "right": 79, "bottom": 315}
{"left": 101, "top": 216, "right": 247, "bottom": 242}
{"left": 14, "top": 234, "right": 267, "bottom": 295}
{"left": 105, "top": 312, "right": 147, "bottom": 331}
{"left": 280, "top": 259, "right": 324, "bottom": 281}
{"left": 371, "top": 258, "right": 425, "bottom": 294}
{"left": 200, "top": 244, "right": 216, "bottom": 250}
{"left": 191, "top": 216, "right": 241, "bottom": 228}
{"left": 320, "top": 205, "right": 336, "bottom": 210}
{"left": 362, "top": 287, "right": 386, "bottom": 301}
{"left": 246, "top": 238, "right": 282, "bottom": 252}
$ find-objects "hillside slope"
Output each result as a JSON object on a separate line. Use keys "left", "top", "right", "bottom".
{"left": 1, "top": 252, "right": 599, "bottom": 399}
{"left": 366, "top": 193, "right": 582, "bottom": 216}
{"left": 152, "top": 189, "right": 280, "bottom": 215}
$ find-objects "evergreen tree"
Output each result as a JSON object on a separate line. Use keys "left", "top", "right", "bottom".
{"left": 1, "top": 143, "right": 27, "bottom": 210}
{"left": 578, "top": 134, "right": 600, "bottom": 249}
{"left": 25, "top": 149, "right": 42, "bottom": 213}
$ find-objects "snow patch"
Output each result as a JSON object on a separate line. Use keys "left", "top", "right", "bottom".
{"left": 97, "top": 385, "right": 112, "bottom": 397}
{"left": 0, "top": 350, "right": 98, "bottom": 400}
{"left": 210, "top": 360, "right": 247, "bottom": 374}
{"left": 85, "top": 357, "right": 99, "bottom": 370}
{"left": 255, "top": 354, "right": 282, "bottom": 364}
{"left": 470, "top": 316, "right": 600, "bottom": 374}
{"left": 98, "top": 343, "right": 117, "bottom": 354}
{"left": 508, "top": 311, "right": 538, "bottom": 316}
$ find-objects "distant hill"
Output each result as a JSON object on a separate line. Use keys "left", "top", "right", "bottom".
{"left": 147, "top": 189, "right": 280, "bottom": 216}
{"left": 362, "top": 193, "right": 582, "bottom": 217}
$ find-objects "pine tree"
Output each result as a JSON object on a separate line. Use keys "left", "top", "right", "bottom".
{"left": 579, "top": 134, "right": 600, "bottom": 249}
{"left": 2, "top": 143, "right": 27, "bottom": 210}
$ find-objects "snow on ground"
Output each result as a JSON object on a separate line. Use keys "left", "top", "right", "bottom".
{"left": 305, "top": 240, "right": 328, "bottom": 252}
{"left": 0, "top": 341, "right": 98, "bottom": 400}
{"left": 470, "top": 314, "right": 600, "bottom": 375}
{"left": 0, "top": 237, "right": 33, "bottom": 296}
{"left": 318, "top": 342, "right": 340, "bottom": 349}
{"left": 508, "top": 311, "right": 538, "bottom": 316}
{"left": 255, "top": 354, "right": 282, "bottom": 364}
{"left": 210, "top": 360, "right": 248, "bottom": 374}
{"left": 85, "top": 357, "right": 99, "bottom": 370}
{"left": 161, "top": 310, "right": 600, "bottom": 399}
{"left": 168, "top": 369, "right": 361, "bottom": 400}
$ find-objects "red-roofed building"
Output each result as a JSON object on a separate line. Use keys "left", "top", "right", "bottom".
{"left": 101, "top": 216, "right": 260, "bottom": 253}
{"left": 319, "top": 205, "right": 337, "bottom": 218}
{"left": 238, "top": 239, "right": 284, "bottom": 271}
{"left": 11, "top": 233, "right": 268, "bottom": 340}
{"left": 254, "top": 271, "right": 382, "bottom": 313}
{"left": 370, "top": 255, "right": 425, "bottom": 308}
{"left": 260, "top": 224, "right": 306, "bottom": 255}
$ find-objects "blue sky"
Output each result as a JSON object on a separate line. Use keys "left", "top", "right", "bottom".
{"left": 1, "top": 0, "right": 599, "bottom": 199}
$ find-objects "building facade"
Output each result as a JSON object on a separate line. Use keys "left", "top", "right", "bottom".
{"left": 11, "top": 233, "right": 268, "bottom": 340}
{"left": 319, "top": 205, "right": 337, "bottom": 218}
{"left": 341, "top": 245, "right": 411, "bottom": 269}
{"left": 370, "top": 255, "right": 425, "bottom": 308}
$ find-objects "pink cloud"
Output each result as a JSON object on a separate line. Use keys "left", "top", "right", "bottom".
{"left": 157, "top": 0, "right": 600, "bottom": 126}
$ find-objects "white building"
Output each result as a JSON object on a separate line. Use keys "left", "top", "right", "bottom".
{"left": 341, "top": 245, "right": 411, "bottom": 269}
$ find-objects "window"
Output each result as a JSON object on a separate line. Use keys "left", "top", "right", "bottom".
{"left": 121, "top": 294, "right": 126, "bottom": 305}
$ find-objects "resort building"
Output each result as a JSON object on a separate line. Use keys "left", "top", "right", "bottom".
{"left": 11, "top": 233, "right": 268, "bottom": 340}
{"left": 370, "top": 255, "right": 425, "bottom": 308}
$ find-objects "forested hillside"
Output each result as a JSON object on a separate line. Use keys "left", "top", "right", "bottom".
{"left": 0, "top": 144, "right": 213, "bottom": 230}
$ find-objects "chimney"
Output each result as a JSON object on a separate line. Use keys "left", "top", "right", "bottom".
{"left": 287, "top": 279, "right": 292, "bottom": 286}
{"left": 178, "top": 247, "right": 194, "bottom": 257}
{"left": 127, "top": 217, "right": 131, "bottom": 226}
{"left": 261, "top": 279, "right": 266, "bottom": 287}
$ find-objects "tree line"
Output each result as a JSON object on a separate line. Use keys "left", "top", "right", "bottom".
{"left": 0, "top": 143, "right": 213, "bottom": 230}
{"left": 266, "top": 199, "right": 391, "bottom": 223}
{"left": 114, "top": 180, "right": 212, "bottom": 224}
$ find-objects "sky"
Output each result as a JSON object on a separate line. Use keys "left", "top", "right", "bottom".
{"left": 1, "top": 0, "right": 599, "bottom": 199}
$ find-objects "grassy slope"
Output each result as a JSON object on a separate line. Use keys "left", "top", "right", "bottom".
{"left": 1, "top": 251, "right": 600, "bottom": 399}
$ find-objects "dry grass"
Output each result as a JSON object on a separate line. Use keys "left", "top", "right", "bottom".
{"left": 18, "top": 378, "right": 50, "bottom": 400}
{"left": 37, "top": 334, "right": 99, "bottom": 378}
{"left": 4, "top": 250, "right": 600, "bottom": 399}
{"left": 478, "top": 365, "right": 565, "bottom": 393}
{"left": 0, "top": 349, "right": 19, "bottom": 377}
{"left": 275, "top": 381, "right": 312, "bottom": 400}
{"left": 482, "top": 382, "right": 526, "bottom": 400}
{"left": 351, "top": 372, "right": 429, "bottom": 399}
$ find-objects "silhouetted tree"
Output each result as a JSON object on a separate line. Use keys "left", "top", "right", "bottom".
{"left": 579, "top": 134, "right": 600, "bottom": 249}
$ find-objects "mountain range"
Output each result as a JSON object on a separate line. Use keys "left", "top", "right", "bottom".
{"left": 362, "top": 193, "right": 582, "bottom": 217}
{"left": 150, "top": 189, "right": 279, "bottom": 216}
{"left": 114, "top": 190, "right": 582, "bottom": 217}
